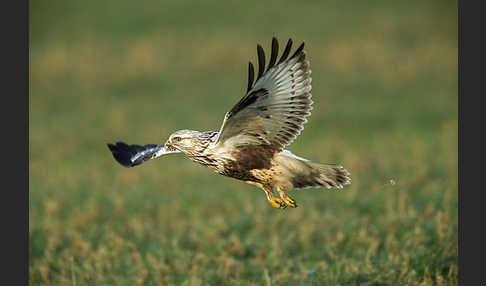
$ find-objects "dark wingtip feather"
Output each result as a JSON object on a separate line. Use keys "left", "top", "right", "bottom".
{"left": 290, "top": 41, "right": 305, "bottom": 60}
{"left": 267, "top": 37, "right": 279, "bottom": 72}
{"left": 256, "top": 44, "right": 265, "bottom": 79}
{"left": 107, "top": 143, "right": 115, "bottom": 151}
{"left": 277, "top": 38, "right": 293, "bottom": 65}
{"left": 107, "top": 142, "right": 135, "bottom": 167}
{"left": 247, "top": 61, "right": 255, "bottom": 93}
{"left": 108, "top": 142, "right": 160, "bottom": 168}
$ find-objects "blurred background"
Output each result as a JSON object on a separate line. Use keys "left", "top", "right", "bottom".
{"left": 30, "top": 0, "right": 457, "bottom": 285}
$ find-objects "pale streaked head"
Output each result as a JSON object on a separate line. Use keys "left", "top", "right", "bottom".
{"left": 165, "top": 129, "right": 201, "bottom": 152}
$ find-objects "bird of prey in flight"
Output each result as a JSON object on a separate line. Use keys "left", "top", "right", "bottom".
{"left": 107, "top": 37, "right": 351, "bottom": 209}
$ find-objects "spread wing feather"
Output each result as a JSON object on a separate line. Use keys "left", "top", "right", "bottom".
{"left": 214, "top": 37, "right": 313, "bottom": 151}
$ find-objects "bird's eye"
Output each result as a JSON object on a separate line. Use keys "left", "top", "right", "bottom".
{"left": 172, "top": 136, "right": 182, "bottom": 142}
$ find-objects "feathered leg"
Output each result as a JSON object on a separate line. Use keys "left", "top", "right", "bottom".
{"left": 245, "top": 181, "right": 286, "bottom": 209}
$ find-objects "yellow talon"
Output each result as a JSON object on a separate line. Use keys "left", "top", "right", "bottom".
{"left": 284, "top": 196, "right": 298, "bottom": 208}
{"left": 270, "top": 198, "right": 286, "bottom": 209}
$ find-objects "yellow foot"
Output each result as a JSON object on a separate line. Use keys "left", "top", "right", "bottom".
{"left": 270, "top": 198, "right": 287, "bottom": 209}
{"left": 283, "top": 196, "right": 298, "bottom": 208}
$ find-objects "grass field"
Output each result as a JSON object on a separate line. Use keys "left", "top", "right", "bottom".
{"left": 30, "top": 0, "right": 458, "bottom": 285}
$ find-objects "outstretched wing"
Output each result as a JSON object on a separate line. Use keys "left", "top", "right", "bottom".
{"left": 213, "top": 37, "right": 313, "bottom": 151}
{"left": 107, "top": 142, "right": 180, "bottom": 167}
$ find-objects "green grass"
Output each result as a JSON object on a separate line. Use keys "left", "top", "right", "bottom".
{"left": 30, "top": 0, "right": 457, "bottom": 285}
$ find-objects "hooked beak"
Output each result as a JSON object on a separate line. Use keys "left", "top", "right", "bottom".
{"left": 164, "top": 142, "right": 178, "bottom": 152}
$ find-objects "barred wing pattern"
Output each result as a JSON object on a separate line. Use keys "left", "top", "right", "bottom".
{"left": 214, "top": 38, "right": 313, "bottom": 151}
{"left": 107, "top": 142, "right": 180, "bottom": 168}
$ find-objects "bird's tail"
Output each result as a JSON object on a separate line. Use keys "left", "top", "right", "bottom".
{"left": 302, "top": 161, "right": 351, "bottom": 189}
{"left": 276, "top": 151, "right": 351, "bottom": 190}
